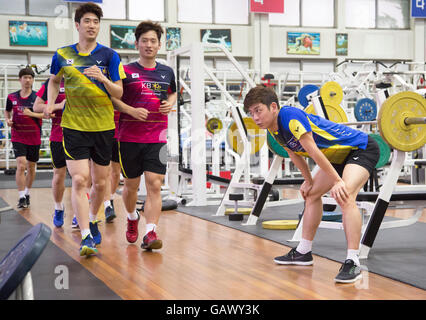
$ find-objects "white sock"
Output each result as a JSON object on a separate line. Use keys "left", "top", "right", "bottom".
{"left": 55, "top": 202, "right": 64, "bottom": 211}
{"left": 24, "top": 187, "right": 29, "bottom": 195}
{"left": 296, "top": 238, "right": 313, "bottom": 254}
{"left": 89, "top": 212, "right": 97, "bottom": 222}
{"left": 19, "top": 190, "right": 26, "bottom": 198}
{"left": 104, "top": 200, "right": 111, "bottom": 208}
{"left": 347, "top": 249, "right": 360, "bottom": 266}
{"left": 81, "top": 229, "right": 91, "bottom": 239}
{"left": 127, "top": 210, "right": 139, "bottom": 221}
{"left": 145, "top": 223, "right": 156, "bottom": 235}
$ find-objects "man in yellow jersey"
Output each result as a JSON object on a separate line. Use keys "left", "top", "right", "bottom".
{"left": 244, "top": 86, "right": 379, "bottom": 283}
{"left": 45, "top": 2, "right": 126, "bottom": 257}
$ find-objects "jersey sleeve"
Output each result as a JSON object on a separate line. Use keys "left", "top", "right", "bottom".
{"left": 168, "top": 70, "right": 177, "bottom": 94}
{"left": 5, "top": 95, "right": 13, "bottom": 112}
{"left": 109, "top": 51, "right": 126, "bottom": 82}
{"left": 283, "top": 107, "right": 312, "bottom": 140}
{"left": 50, "top": 52, "right": 63, "bottom": 76}
{"left": 36, "top": 80, "right": 48, "bottom": 101}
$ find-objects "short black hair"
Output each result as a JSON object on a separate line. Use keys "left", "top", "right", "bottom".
{"left": 243, "top": 85, "right": 279, "bottom": 113}
{"left": 74, "top": 2, "right": 103, "bottom": 23}
{"left": 135, "top": 20, "right": 163, "bottom": 42}
{"left": 19, "top": 67, "right": 35, "bottom": 79}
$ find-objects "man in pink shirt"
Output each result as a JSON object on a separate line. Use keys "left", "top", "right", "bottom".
{"left": 112, "top": 21, "right": 177, "bottom": 250}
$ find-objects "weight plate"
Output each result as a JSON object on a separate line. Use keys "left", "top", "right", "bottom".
{"left": 305, "top": 104, "right": 348, "bottom": 123}
{"left": 320, "top": 81, "right": 343, "bottom": 106}
{"left": 226, "top": 117, "right": 266, "bottom": 155}
{"left": 262, "top": 220, "right": 299, "bottom": 230}
{"left": 369, "top": 133, "right": 391, "bottom": 168}
{"left": 298, "top": 84, "right": 319, "bottom": 108}
{"left": 378, "top": 91, "right": 426, "bottom": 152}
{"left": 354, "top": 98, "right": 377, "bottom": 122}
{"left": 266, "top": 130, "right": 289, "bottom": 158}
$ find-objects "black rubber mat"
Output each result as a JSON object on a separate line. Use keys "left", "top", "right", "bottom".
{"left": 0, "top": 198, "right": 121, "bottom": 300}
{"left": 0, "top": 172, "right": 72, "bottom": 189}
{"left": 177, "top": 201, "right": 426, "bottom": 291}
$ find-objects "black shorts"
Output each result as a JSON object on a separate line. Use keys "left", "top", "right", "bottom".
{"left": 63, "top": 128, "right": 114, "bottom": 166}
{"left": 49, "top": 141, "right": 66, "bottom": 169}
{"left": 119, "top": 142, "right": 167, "bottom": 179}
{"left": 12, "top": 142, "right": 40, "bottom": 163}
{"left": 332, "top": 136, "right": 380, "bottom": 177}
{"left": 111, "top": 138, "right": 119, "bottom": 163}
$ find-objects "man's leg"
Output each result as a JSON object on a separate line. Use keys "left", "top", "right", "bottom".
{"left": 141, "top": 171, "right": 164, "bottom": 250}
{"left": 52, "top": 166, "right": 67, "bottom": 227}
{"left": 274, "top": 168, "right": 334, "bottom": 265}
{"left": 25, "top": 160, "right": 37, "bottom": 205}
{"left": 123, "top": 176, "right": 141, "bottom": 243}
{"left": 15, "top": 156, "right": 27, "bottom": 208}
{"left": 89, "top": 160, "right": 109, "bottom": 222}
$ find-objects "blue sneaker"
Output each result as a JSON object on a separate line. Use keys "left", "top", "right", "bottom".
{"left": 53, "top": 209, "right": 65, "bottom": 228}
{"left": 71, "top": 216, "right": 79, "bottom": 229}
{"left": 79, "top": 235, "right": 98, "bottom": 257}
{"left": 89, "top": 220, "right": 102, "bottom": 245}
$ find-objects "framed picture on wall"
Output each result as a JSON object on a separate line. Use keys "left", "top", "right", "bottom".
{"left": 110, "top": 25, "right": 136, "bottom": 50}
{"left": 336, "top": 33, "right": 348, "bottom": 56}
{"left": 166, "top": 27, "right": 181, "bottom": 51}
{"left": 200, "top": 29, "right": 232, "bottom": 52}
{"left": 287, "top": 32, "right": 320, "bottom": 55}
{"left": 9, "top": 21, "right": 48, "bottom": 47}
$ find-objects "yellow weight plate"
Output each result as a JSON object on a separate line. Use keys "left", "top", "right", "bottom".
{"left": 226, "top": 117, "right": 266, "bottom": 155}
{"left": 305, "top": 104, "right": 348, "bottom": 123}
{"left": 206, "top": 117, "right": 223, "bottom": 134}
{"left": 262, "top": 220, "right": 299, "bottom": 230}
{"left": 320, "top": 81, "right": 343, "bottom": 106}
{"left": 225, "top": 208, "right": 252, "bottom": 215}
{"left": 378, "top": 91, "right": 426, "bottom": 152}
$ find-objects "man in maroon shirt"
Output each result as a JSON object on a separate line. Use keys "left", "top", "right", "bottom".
{"left": 4, "top": 68, "right": 43, "bottom": 209}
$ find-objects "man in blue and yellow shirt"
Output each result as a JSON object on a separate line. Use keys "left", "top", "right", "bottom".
{"left": 244, "top": 86, "right": 379, "bottom": 283}
{"left": 45, "top": 2, "right": 126, "bottom": 257}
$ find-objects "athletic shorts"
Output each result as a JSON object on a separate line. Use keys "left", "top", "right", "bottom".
{"left": 12, "top": 142, "right": 40, "bottom": 163}
{"left": 119, "top": 142, "right": 167, "bottom": 179}
{"left": 111, "top": 138, "right": 119, "bottom": 163}
{"left": 49, "top": 141, "right": 66, "bottom": 169}
{"left": 62, "top": 128, "right": 114, "bottom": 166}
{"left": 332, "top": 135, "right": 380, "bottom": 177}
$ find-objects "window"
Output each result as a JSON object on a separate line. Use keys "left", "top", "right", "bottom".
{"left": 214, "top": 0, "right": 249, "bottom": 24}
{"left": 269, "top": 0, "right": 300, "bottom": 26}
{"left": 178, "top": 0, "right": 212, "bottom": 23}
{"left": 129, "top": 0, "right": 164, "bottom": 21}
{"left": 377, "top": 0, "right": 409, "bottom": 29}
{"left": 0, "top": 0, "right": 25, "bottom": 15}
{"left": 100, "top": 0, "right": 126, "bottom": 20}
{"left": 270, "top": 60, "right": 301, "bottom": 81}
{"left": 346, "top": 0, "right": 410, "bottom": 29}
{"left": 29, "top": 0, "right": 64, "bottom": 16}
{"left": 301, "top": 60, "right": 334, "bottom": 81}
{"left": 302, "top": 0, "right": 334, "bottom": 27}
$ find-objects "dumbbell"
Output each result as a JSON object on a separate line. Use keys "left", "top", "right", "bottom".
{"left": 228, "top": 193, "right": 244, "bottom": 221}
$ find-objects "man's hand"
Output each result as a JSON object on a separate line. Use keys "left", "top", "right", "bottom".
{"left": 6, "top": 119, "right": 13, "bottom": 127}
{"left": 130, "top": 107, "right": 149, "bottom": 121}
{"left": 44, "top": 105, "right": 55, "bottom": 119}
{"left": 22, "top": 108, "right": 32, "bottom": 117}
{"left": 330, "top": 179, "right": 349, "bottom": 205}
{"left": 300, "top": 180, "right": 313, "bottom": 200}
{"left": 159, "top": 99, "right": 173, "bottom": 115}
{"left": 83, "top": 65, "right": 107, "bottom": 83}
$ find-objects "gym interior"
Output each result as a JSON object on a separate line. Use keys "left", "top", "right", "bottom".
{"left": 0, "top": 0, "right": 425, "bottom": 304}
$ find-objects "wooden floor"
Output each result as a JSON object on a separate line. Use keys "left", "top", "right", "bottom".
{"left": 1, "top": 186, "right": 426, "bottom": 300}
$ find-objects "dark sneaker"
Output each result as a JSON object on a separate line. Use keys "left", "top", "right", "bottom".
{"left": 274, "top": 248, "right": 313, "bottom": 266}
{"left": 79, "top": 235, "right": 98, "bottom": 257}
{"left": 126, "top": 211, "right": 140, "bottom": 243}
{"left": 25, "top": 194, "right": 30, "bottom": 207}
{"left": 53, "top": 209, "right": 65, "bottom": 228}
{"left": 71, "top": 216, "right": 79, "bottom": 229}
{"left": 105, "top": 205, "right": 116, "bottom": 223}
{"left": 334, "top": 259, "right": 362, "bottom": 283}
{"left": 141, "top": 230, "right": 163, "bottom": 250}
{"left": 17, "top": 197, "right": 27, "bottom": 209}
{"left": 89, "top": 220, "right": 102, "bottom": 245}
